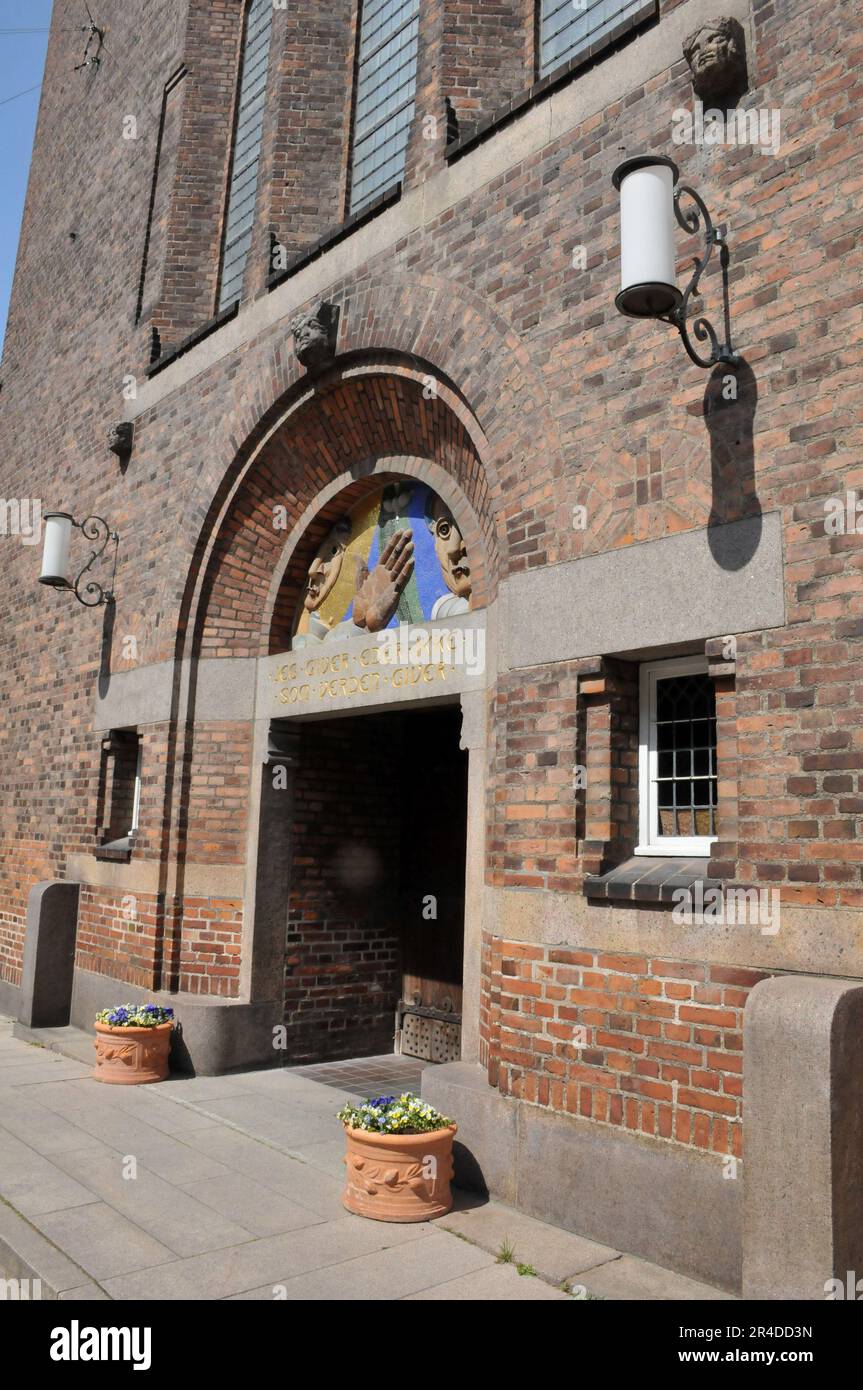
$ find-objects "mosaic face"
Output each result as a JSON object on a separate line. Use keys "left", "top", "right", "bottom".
{"left": 292, "top": 482, "right": 475, "bottom": 647}
{"left": 304, "top": 521, "right": 349, "bottom": 613}
{"left": 426, "top": 493, "right": 471, "bottom": 600}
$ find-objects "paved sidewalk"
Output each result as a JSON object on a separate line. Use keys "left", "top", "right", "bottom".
{"left": 0, "top": 1018, "right": 733, "bottom": 1301}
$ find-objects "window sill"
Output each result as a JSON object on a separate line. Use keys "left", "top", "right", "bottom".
{"left": 95, "top": 836, "right": 133, "bottom": 864}
{"left": 266, "top": 182, "right": 402, "bottom": 294}
{"left": 584, "top": 856, "right": 724, "bottom": 906}
{"left": 634, "top": 840, "right": 717, "bottom": 857}
{"left": 147, "top": 301, "right": 239, "bottom": 378}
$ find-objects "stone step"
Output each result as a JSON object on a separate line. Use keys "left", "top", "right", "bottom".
{"left": 12, "top": 1022, "right": 96, "bottom": 1068}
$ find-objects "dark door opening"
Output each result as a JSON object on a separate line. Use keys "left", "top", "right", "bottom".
{"left": 285, "top": 703, "right": 468, "bottom": 1066}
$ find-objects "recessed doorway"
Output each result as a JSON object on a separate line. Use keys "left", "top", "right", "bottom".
{"left": 283, "top": 703, "right": 468, "bottom": 1067}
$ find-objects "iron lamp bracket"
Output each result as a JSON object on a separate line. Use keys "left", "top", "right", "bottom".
{"left": 72, "top": 515, "right": 118, "bottom": 607}
{"left": 660, "top": 183, "right": 740, "bottom": 370}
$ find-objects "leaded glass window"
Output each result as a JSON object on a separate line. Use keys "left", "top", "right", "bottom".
{"left": 350, "top": 0, "right": 421, "bottom": 215}
{"left": 218, "top": 0, "right": 273, "bottom": 311}
{"left": 539, "top": 0, "right": 655, "bottom": 80}
{"left": 639, "top": 657, "right": 718, "bottom": 853}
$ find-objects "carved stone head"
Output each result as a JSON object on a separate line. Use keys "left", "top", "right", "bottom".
{"left": 108, "top": 422, "right": 134, "bottom": 457}
{"left": 683, "top": 17, "right": 747, "bottom": 102}
{"left": 291, "top": 301, "right": 340, "bottom": 371}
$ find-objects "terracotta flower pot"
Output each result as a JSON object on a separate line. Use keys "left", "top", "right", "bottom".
{"left": 342, "top": 1123, "right": 457, "bottom": 1222}
{"left": 92, "top": 1021, "right": 172, "bottom": 1085}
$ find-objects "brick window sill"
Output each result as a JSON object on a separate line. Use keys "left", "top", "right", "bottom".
{"left": 94, "top": 836, "right": 133, "bottom": 865}
{"left": 265, "top": 182, "right": 403, "bottom": 295}
{"left": 584, "top": 856, "right": 724, "bottom": 906}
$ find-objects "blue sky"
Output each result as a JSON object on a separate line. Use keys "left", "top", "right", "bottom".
{"left": 0, "top": 1, "right": 53, "bottom": 352}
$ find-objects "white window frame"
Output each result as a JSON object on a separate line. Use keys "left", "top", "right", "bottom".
{"left": 129, "top": 738, "right": 143, "bottom": 838}
{"left": 636, "top": 654, "right": 717, "bottom": 857}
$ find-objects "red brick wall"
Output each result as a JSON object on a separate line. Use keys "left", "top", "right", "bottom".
{"left": 0, "top": 0, "right": 860, "bottom": 1070}
{"left": 482, "top": 935, "right": 768, "bottom": 1158}
{"left": 285, "top": 714, "right": 404, "bottom": 1063}
{"left": 257, "top": 0, "right": 357, "bottom": 275}
{"left": 76, "top": 888, "right": 162, "bottom": 990}
{"left": 147, "top": 0, "right": 244, "bottom": 350}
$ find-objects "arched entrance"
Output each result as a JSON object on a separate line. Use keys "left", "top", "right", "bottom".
{"left": 177, "top": 367, "right": 497, "bottom": 1074}
{"left": 262, "top": 469, "right": 485, "bottom": 1066}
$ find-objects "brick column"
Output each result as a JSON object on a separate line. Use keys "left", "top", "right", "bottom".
{"left": 146, "top": 0, "right": 244, "bottom": 352}
{"left": 578, "top": 657, "right": 639, "bottom": 876}
{"left": 253, "top": 0, "right": 357, "bottom": 292}
{"left": 706, "top": 637, "right": 739, "bottom": 879}
{"left": 404, "top": 0, "right": 533, "bottom": 187}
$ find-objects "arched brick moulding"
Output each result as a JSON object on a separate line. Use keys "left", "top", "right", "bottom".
{"left": 156, "top": 268, "right": 562, "bottom": 673}
{"left": 264, "top": 451, "right": 491, "bottom": 656}
{"left": 194, "top": 364, "right": 500, "bottom": 659}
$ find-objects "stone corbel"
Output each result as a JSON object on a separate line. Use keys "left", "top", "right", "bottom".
{"left": 108, "top": 421, "right": 134, "bottom": 459}
{"left": 705, "top": 635, "right": 737, "bottom": 680}
{"left": 290, "top": 301, "right": 340, "bottom": 372}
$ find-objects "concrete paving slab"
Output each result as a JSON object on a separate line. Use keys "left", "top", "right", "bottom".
{"left": 58, "top": 1283, "right": 112, "bottom": 1300}
{"left": 176, "top": 1173, "right": 327, "bottom": 1239}
{"left": 79, "top": 1082, "right": 228, "bottom": 1137}
{"left": 160, "top": 1074, "right": 259, "bottom": 1103}
{"left": 0, "top": 1199, "right": 98, "bottom": 1297}
{"left": 0, "top": 1022, "right": 737, "bottom": 1302}
{"left": 230, "top": 1230, "right": 494, "bottom": 1300}
{"left": 440, "top": 1198, "right": 621, "bottom": 1283}
{"left": 406, "top": 1262, "right": 574, "bottom": 1300}
{"left": 187, "top": 1092, "right": 340, "bottom": 1146}
{"left": 0, "top": 1128, "right": 101, "bottom": 1216}
{"left": 102, "top": 1215, "right": 433, "bottom": 1300}
{"left": 12, "top": 1024, "right": 96, "bottom": 1067}
{"left": 578, "top": 1254, "right": 737, "bottom": 1301}
{"left": 50, "top": 1143, "right": 258, "bottom": 1256}
{"left": 180, "top": 1126, "right": 348, "bottom": 1219}
{"left": 282, "top": 1137, "right": 350, "bottom": 1181}
{"left": 0, "top": 1059, "right": 93, "bottom": 1086}
{"left": 16, "top": 1084, "right": 236, "bottom": 1184}
{"left": 0, "top": 1086, "right": 107, "bottom": 1156}
{"left": 223, "top": 1067, "right": 363, "bottom": 1106}
{"left": 32, "top": 1202, "right": 176, "bottom": 1281}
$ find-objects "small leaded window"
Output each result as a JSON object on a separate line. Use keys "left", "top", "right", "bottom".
{"left": 349, "top": 0, "right": 421, "bottom": 215}
{"left": 638, "top": 657, "right": 717, "bottom": 854}
{"left": 218, "top": 0, "right": 273, "bottom": 311}
{"left": 539, "top": 0, "right": 656, "bottom": 80}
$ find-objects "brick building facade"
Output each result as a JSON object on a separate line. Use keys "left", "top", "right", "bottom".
{"left": 1, "top": 0, "right": 861, "bottom": 1297}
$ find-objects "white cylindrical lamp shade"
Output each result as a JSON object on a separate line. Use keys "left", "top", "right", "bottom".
{"left": 39, "top": 512, "right": 74, "bottom": 587}
{"left": 613, "top": 156, "right": 683, "bottom": 319}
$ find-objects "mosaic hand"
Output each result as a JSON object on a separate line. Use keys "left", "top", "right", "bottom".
{"left": 353, "top": 529, "right": 415, "bottom": 632}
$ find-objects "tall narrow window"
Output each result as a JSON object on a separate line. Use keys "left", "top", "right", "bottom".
{"left": 638, "top": 657, "right": 718, "bottom": 856}
{"left": 218, "top": 0, "right": 273, "bottom": 311}
{"left": 539, "top": 0, "right": 656, "bottom": 79}
{"left": 350, "top": 0, "right": 421, "bottom": 215}
{"left": 97, "top": 730, "right": 143, "bottom": 861}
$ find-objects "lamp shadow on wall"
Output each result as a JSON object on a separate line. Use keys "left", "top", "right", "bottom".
{"left": 704, "top": 356, "right": 761, "bottom": 570}
{"left": 97, "top": 597, "right": 116, "bottom": 700}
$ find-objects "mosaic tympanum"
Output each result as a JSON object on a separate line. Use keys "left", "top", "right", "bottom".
{"left": 292, "top": 481, "right": 473, "bottom": 649}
